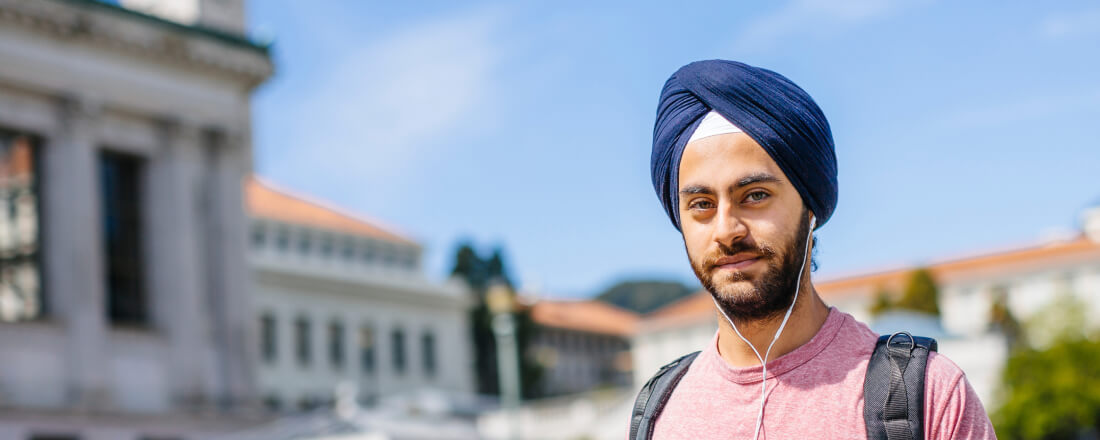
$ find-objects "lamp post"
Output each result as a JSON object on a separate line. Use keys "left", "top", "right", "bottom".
{"left": 486, "top": 281, "right": 522, "bottom": 440}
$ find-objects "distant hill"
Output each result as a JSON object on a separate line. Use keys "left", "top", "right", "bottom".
{"left": 594, "top": 280, "right": 696, "bottom": 315}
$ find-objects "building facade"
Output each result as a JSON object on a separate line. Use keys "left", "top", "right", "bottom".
{"left": 0, "top": 0, "right": 272, "bottom": 438}
{"left": 245, "top": 178, "right": 475, "bottom": 412}
{"left": 528, "top": 299, "right": 637, "bottom": 397}
{"left": 476, "top": 299, "right": 640, "bottom": 440}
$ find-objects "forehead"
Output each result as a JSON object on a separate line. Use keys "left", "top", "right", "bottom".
{"left": 678, "top": 132, "right": 785, "bottom": 187}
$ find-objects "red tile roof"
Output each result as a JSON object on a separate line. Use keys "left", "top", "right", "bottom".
{"left": 640, "top": 291, "right": 715, "bottom": 331}
{"left": 816, "top": 236, "right": 1100, "bottom": 300}
{"left": 530, "top": 300, "right": 640, "bottom": 337}
{"left": 245, "top": 176, "right": 418, "bottom": 246}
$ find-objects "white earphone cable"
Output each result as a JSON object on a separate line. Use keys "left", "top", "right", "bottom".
{"left": 712, "top": 216, "right": 815, "bottom": 440}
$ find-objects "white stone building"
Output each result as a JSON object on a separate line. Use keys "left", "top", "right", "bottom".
{"left": 245, "top": 177, "right": 475, "bottom": 412}
{"left": 0, "top": 0, "right": 272, "bottom": 438}
{"left": 527, "top": 299, "right": 637, "bottom": 397}
{"left": 633, "top": 209, "right": 1100, "bottom": 410}
{"left": 475, "top": 299, "right": 639, "bottom": 440}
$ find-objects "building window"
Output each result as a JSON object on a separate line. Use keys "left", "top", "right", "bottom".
{"left": 261, "top": 313, "right": 277, "bottom": 364}
{"left": 382, "top": 246, "right": 396, "bottom": 265}
{"left": 360, "top": 325, "right": 376, "bottom": 374}
{"left": 297, "top": 230, "right": 311, "bottom": 255}
{"left": 100, "top": 151, "right": 147, "bottom": 326}
{"left": 297, "top": 395, "right": 320, "bottom": 412}
{"left": 319, "top": 235, "right": 334, "bottom": 257}
{"left": 361, "top": 242, "right": 375, "bottom": 263}
{"left": 295, "top": 316, "right": 311, "bottom": 367}
{"left": 251, "top": 226, "right": 266, "bottom": 249}
{"left": 392, "top": 328, "right": 406, "bottom": 374}
{"left": 329, "top": 320, "right": 345, "bottom": 369}
{"left": 275, "top": 226, "right": 289, "bottom": 251}
{"left": 0, "top": 132, "right": 44, "bottom": 323}
{"left": 263, "top": 394, "right": 283, "bottom": 412}
{"left": 422, "top": 330, "right": 436, "bottom": 377}
{"left": 341, "top": 239, "right": 356, "bottom": 261}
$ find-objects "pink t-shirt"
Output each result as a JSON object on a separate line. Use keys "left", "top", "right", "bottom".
{"left": 651, "top": 308, "right": 997, "bottom": 439}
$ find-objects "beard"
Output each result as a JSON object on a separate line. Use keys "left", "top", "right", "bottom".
{"left": 688, "top": 211, "right": 812, "bottom": 322}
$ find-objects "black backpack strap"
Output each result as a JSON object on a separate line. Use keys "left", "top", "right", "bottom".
{"left": 864, "top": 332, "right": 938, "bottom": 440}
{"left": 628, "top": 351, "right": 701, "bottom": 440}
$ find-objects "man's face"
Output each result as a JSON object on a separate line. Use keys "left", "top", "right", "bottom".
{"left": 678, "top": 133, "right": 813, "bottom": 321}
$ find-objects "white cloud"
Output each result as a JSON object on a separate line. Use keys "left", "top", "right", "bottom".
{"left": 1038, "top": 8, "right": 1100, "bottom": 39}
{"left": 732, "top": 0, "right": 921, "bottom": 52}
{"left": 271, "top": 7, "right": 505, "bottom": 186}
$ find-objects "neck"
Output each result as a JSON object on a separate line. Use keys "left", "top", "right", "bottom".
{"left": 714, "top": 278, "right": 830, "bottom": 368}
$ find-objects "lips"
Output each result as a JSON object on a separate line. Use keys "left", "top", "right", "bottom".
{"left": 712, "top": 253, "right": 761, "bottom": 270}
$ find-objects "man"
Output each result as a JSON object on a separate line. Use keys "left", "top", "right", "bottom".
{"left": 636, "top": 60, "right": 996, "bottom": 439}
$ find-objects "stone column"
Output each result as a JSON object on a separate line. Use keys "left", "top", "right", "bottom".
{"left": 200, "top": 128, "right": 257, "bottom": 410}
{"left": 145, "top": 118, "right": 209, "bottom": 409}
{"left": 46, "top": 95, "right": 109, "bottom": 409}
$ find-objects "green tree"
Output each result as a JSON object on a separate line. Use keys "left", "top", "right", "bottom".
{"left": 894, "top": 268, "right": 940, "bottom": 316}
{"left": 594, "top": 280, "right": 694, "bottom": 314}
{"left": 993, "top": 336, "right": 1100, "bottom": 439}
{"left": 868, "top": 286, "right": 895, "bottom": 317}
{"left": 450, "top": 242, "right": 542, "bottom": 399}
{"left": 451, "top": 244, "right": 486, "bottom": 290}
{"left": 993, "top": 293, "right": 1100, "bottom": 439}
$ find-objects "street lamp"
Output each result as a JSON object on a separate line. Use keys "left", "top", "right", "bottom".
{"left": 486, "top": 280, "right": 522, "bottom": 440}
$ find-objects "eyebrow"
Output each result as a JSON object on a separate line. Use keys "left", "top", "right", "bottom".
{"left": 679, "top": 172, "right": 782, "bottom": 197}
{"left": 679, "top": 185, "right": 714, "bottom": 196}
{"left": 736, "top": 172, "right": 782, "bottom": 188}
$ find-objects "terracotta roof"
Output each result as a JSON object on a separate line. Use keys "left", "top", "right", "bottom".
{"left": 639, "top": 291, "right": 714, "bottom": 331}
{"left": 640, "top": 235, "right": 1100, "bottom": 330}
{"left": 245, "top": 176, "right": 418, "bottom": 246}
{"left": 816, "top": 235, "right": 1100, "bottom": 300}
{"left": 530, "top": 300, "right": 640, "bottom": 337}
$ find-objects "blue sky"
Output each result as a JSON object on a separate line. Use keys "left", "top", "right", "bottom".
{"left": 247, "top": 1, "right": 1100, "bottom": 299}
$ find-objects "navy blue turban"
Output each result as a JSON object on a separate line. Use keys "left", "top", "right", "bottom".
{"left": 650, "top": 60, "right": 838, "bottom": 231}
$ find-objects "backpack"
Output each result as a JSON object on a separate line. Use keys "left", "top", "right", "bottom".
{"left": 628, "top": 332, "right": 938, "bottom": 440}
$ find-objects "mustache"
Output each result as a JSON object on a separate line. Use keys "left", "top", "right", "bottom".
{"left": 700, "top": 240, "right": 778, "bottom": 270}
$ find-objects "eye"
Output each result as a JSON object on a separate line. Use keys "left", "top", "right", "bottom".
{"left": 744, "top": 191, "right": 770, "bottom": 203}
{"left": 688, "top": 199, "right": 715, "bottom": 210}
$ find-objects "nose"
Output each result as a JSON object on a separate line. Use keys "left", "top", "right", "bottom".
{"left": 713, "top": 201, "right": 748, "bottom": 246}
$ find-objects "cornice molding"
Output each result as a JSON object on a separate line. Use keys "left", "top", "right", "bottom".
{"left": 0, "top": 0, "right": 273, "bottom": 88}
{"left": 252, "top": 263, "right": 471, "bottom": 311}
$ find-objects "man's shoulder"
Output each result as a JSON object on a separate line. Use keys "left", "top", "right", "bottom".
{"left": 922, "top": 349, "right": 997, "bottom": 438}
{"left": 842, "top": 311, "right": 967, "bottom": 390}
{"left": 925, "top": 350, "right": 968, "bottom": 391}
{"left": 827, "top": 309, "right": 881, "bottom": 355}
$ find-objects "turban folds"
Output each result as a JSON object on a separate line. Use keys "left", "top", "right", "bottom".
{"left": 650, "top": 60, "right": 837, "bottom": 231}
